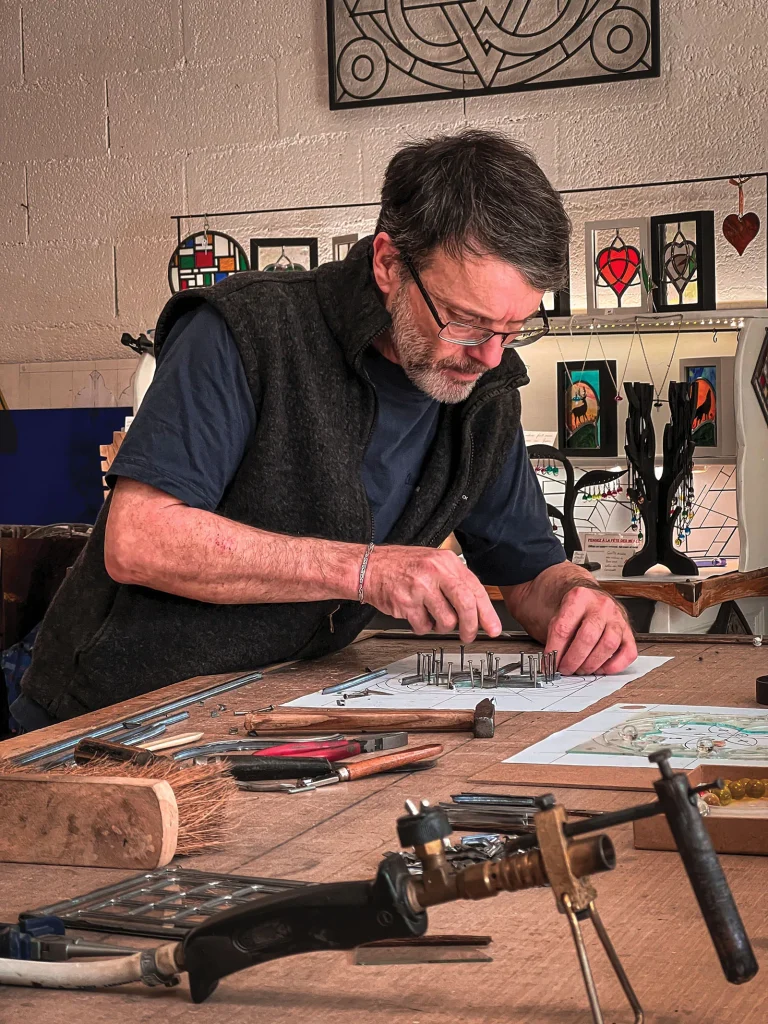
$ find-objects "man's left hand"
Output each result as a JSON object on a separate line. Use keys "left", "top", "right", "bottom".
{"left": 545, "top": 585, "right": 637, "bottom": 676}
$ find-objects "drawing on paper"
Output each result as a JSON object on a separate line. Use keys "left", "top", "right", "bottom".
{"left": 503, "top": 704, "right": 768, "bottom": 769}
{"left": 571, "top": 710, "right": 768, "bottom": 761}
{"left": 286, "top": 652, "right": 671, "bottom": 715}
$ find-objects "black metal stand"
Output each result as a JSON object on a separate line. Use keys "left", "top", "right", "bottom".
{"left": 622, "top": 382, "right": 698, "bottom": 577}
{"left": 527, "top": 444, "right": 626, "bottom": 563}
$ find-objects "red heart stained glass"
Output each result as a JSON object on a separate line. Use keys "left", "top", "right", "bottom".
{"left": 596, "top": 241, "right": 641, "bottom": 298}
{"left": 722, "top": 212, "right": 760, "bottom": 256}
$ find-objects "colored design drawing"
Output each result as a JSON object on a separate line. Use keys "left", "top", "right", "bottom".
{"left": 570, "top": 710, "right": 768, "bottom": 761}
{"left": 686, "top": 365, "right": 717, "bottom": 447}
{"left": 168, "top": 232, "right": 249, "bottom": 293}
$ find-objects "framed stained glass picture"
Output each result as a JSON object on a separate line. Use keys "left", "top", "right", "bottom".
{"left": 585, "top": 219, "right": 653, "bottom": 315}
{"left": 250, "top": 238, "right": 319, "bottom": 272}
{"left": 556, "top": 360, "right": 618, "bottom": 459}
{"left": 650, "top": 211, "right": 716, "bottom": 312}
{"left": 326, "top": 0, "right": 660, "bottom": 110}
{"left": 168, "top": 231, "right": 249, "bottom": 293}
{"left": 678, "top": 356, "right": 735, "bottom": 460}
{"left": 332, "top": 234, "right": 359, "bottom": 261}
{"left": 543, "top": 254, "right": 571, "bottom": 317}
{"left": 751, "top": 329, "right": 768, "bottom": 429}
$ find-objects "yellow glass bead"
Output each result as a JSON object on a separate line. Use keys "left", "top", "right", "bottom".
{"left": 728, "top": 780, "right": 747, "bottom": 800}
{"left": 702, "top": 792, "right": 721, "bottom": 806}
{"left": 746, "top": 778, "right": 766, "bottom": 799}
{"left": 714, "top": 787, "right": 733, "bottom": 806}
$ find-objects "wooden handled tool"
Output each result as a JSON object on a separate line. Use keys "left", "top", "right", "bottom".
{"left": 0, "top": 773, "right": 178, "bottom": 868}
{"left": 293, "top": 743, "right": 444, "bottom": 791}
{"left": 245, "top": 699, "right": 495, "bottom": 739}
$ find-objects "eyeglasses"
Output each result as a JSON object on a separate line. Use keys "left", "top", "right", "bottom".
{"left": 402, "top": 255, "right": 550, "bottom": 349}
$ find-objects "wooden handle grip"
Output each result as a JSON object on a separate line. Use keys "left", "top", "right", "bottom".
{"left": 344, "top": 744, "right": 443, "bottom": 780}
{"left": 245, "top": 709, "right": 474, "bottom": 734}
{"left": 73, "top": 738, "right": 166, "bottom": 766}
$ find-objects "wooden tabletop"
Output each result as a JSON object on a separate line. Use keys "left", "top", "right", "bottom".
{"left": 2, "top": 633, "right": 768, "bottom": 1023}
{"left": 486, "top": 564, "right": 768, "bottom": 616}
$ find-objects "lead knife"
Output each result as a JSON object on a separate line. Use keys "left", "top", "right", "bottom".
{"left": 238, "top": 743, "right": 443, "bottom": 792}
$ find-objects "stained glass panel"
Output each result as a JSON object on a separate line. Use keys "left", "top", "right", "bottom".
{"left": 168, "top": 232, "right": 249, "bottom": 294}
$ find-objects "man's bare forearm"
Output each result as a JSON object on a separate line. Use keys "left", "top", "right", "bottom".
{"left": 105, "top": 481, "right": 364, "bottom": 604}
{"left": 500, "top": 561, "right": 601, "bottom": 641}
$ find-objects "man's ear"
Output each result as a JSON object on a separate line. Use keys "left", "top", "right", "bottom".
{"left": 371, "top": 232, "right": 401, "bottom": 298}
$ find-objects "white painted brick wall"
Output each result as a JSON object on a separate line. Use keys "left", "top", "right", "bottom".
{"left": 1, "top": 0, "right": 767, "bottom": 374}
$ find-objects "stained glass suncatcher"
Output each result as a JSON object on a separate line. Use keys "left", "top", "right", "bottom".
{"left": 556, "top": 360, "right": 618, "bottom": 459}
{"left": 326, "top": 0, "right": 660, "bottom": 109}
{"left": 686, "top": 365, "right": 718, "bottom": 448}
{"left": 650, "top": 212, "right": 716, "bottom": 312}
{"left": 751, "top": 328, "right": 768, "bottom": 429}
{"left": 168, "top": 232, "right": 249, "bottom": 293}
{"left": 585, "top": 219, "right": 652, "bottom": 315}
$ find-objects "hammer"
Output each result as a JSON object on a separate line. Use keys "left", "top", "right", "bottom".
{"left": 244, "top": 698, "right": 495, "bottom": 739}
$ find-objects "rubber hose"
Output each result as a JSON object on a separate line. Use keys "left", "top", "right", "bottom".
{"left": 0, "top": 950, "right": 164, "bottom": 990}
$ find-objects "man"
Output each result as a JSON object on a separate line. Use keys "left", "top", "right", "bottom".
{"left": 13, "top": 129, "right": 635, "bottom": 729}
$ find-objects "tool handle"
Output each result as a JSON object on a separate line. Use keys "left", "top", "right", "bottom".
{"left": 653, "top": 767, "right": 758, "bottom": 984}
{"left": 73, "top": 738, "right": 165, "bottom": 766}
{"left": 245, "top": 710, "right": 473, "bottom": 733}
{"left": 343, "top": 744, "right": 443, "bottom": 780}
{"left": 254, "top": 741, "right": 358, "bottom": 761}
{"left": 139, "top": 731, "right": 204, "bottom": 752}
{"left": 229, "top": 757, "right": 333, "bottom": 782}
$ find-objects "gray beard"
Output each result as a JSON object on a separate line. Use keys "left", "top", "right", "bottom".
{"left": 389, "top": 283, "right": 487, "bottom": 404}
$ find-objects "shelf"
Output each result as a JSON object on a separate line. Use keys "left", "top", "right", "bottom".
{"left": 548, "top": 309, "right": 767, "bottom": 335}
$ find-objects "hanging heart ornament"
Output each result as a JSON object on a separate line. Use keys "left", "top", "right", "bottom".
{"left": 596, "top": 237, "right": 641, "bottom": 297}
{"left": 723, "top": 176, "right": 761, "bottom": 256}
{"left": 723, "top": 212, "right": 760, "bottom": 256}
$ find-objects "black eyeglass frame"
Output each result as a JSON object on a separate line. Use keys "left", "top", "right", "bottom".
{"left": 401, "top": 255, "right": 550, "bottom": 349}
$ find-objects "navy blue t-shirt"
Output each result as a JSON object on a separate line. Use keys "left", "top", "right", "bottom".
{"left": 109, "top": 305, "right": 565, "bottom": 585}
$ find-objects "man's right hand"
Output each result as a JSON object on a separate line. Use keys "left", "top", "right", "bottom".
{"left": 363, "top": 545, "right": 501, "bottom": 643}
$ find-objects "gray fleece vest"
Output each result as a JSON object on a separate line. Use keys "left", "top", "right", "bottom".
{"left": 21, "top": 237, "right": 528, "bottom": 719}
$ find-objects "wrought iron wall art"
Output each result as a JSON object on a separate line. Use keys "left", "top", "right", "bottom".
{"left": 750, "top": 328, "right": 768, "bottom": 429}
{"left": 250, "top": 238, "right": 319, "bottom": 272}
{"left": 650, "top": 212, "right": 716, "bottom": 312}
{"left": 326, "top": 0, "right": 660, "bottom": 110}
{"left": 168, "top": 231, "right": 249, "bottom": 294}
{"left": 622, "top": 381, "right": 697, "bottom": 577}
{"left": 556, "top": 360, "right": 618, "bottom": 459}
{"left": 528, "top": 443, "right": 626, "bottom": 564}
{"left": 331, "top": 234, "right": 359, "bottom": 261}
{"left": 678, "top": 356, "right": 735, "bottom": 460}
{"left": 585, "top": 219, "right": 653, "bottom": 315}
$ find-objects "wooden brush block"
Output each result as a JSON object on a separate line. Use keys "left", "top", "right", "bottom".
{"left": 0, "top": 773, "right": 178, "bottom": 869}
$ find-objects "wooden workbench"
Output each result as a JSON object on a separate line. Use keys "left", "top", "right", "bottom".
{"left": 1, "top": 633, "right": 768, "bottom": 1024}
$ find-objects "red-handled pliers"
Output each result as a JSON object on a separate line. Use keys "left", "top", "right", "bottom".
{"left": 252, "top": 731, "right": 408, "bottom": 762}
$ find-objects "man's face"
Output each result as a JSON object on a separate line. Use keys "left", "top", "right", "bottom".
{"left": 372, "top": 235, "right": 544, "bottom": 403}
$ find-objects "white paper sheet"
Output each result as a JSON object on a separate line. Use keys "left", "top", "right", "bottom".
{"left": 286, "top": 654, "right": 671, "bottom": 714}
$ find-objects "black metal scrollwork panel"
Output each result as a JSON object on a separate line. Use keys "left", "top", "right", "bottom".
{"left": 327, "top": 0, "right": 660, "bottom": 110}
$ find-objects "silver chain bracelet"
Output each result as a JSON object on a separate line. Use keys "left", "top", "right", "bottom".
{"left": 358, "top": 542, "right": 375, "bottom": 604}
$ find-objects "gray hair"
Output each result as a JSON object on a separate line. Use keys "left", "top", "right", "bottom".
{"left": 375, "top": 128, "right": 570, "bottom": 291}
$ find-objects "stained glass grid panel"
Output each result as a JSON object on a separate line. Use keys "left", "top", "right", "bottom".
{"left": 168, "top": 231, "right": 249, "bottom": 294}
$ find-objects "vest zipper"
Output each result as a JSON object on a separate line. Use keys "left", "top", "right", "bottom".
{"left": 329, "top": 604, "right": 341, "bottom": 632}
{"left": 426, "top": 431, "right": 475, "bottom": 546}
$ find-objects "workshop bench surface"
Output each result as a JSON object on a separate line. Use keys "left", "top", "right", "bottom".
{"left": 2, "top": 633, "right": 767, "bottom": 1024}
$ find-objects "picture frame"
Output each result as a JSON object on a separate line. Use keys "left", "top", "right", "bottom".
{"left": 584, "top": 218, "right": 653, "bottom": 315}
{"left": 556, "top": 360, "right": 618, "bottom": 459}
{"left": 650, "top": 211, "right": 716, "bottom": 312}
{"left": 678, "top": 356, "right": 736, "bottom": 460}
{"left": 543, "top": 253, "right": 571, "bottom": 317}
{"left": 331, "top": 234, "right": 359, "bottom": 261}
{"left": 325, "top": 0, "right": 661, "bottom": 111}
{"left": 250, "top": 237, "right": 319, "bottom": 272}
{"left": 750, "top": 329, "right": 768, "bottom": 429}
